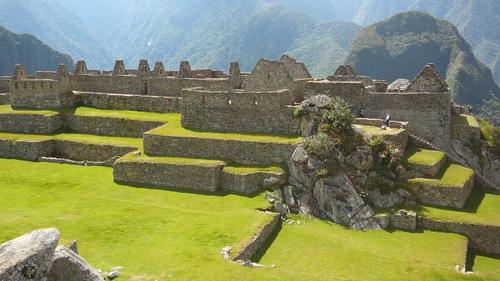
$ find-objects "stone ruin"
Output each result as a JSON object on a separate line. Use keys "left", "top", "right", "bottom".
{"left": 0, "top": 54, "right": 498, "bottom": 256}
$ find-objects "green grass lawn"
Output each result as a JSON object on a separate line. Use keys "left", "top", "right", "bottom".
{"left": 473, "top": 254, "right": 500, "bottom": 279}
{"left": 148, "top": 114, "right": 302, "bottom": 144}
{"left": 258, "top": 215, "right": 498, "bottom": 281}
{"left": 418, "top": 186, "right": 500, "bottom": 226}
{"left": 405, "top": 147, "right": 446, "bottom": 166}
{"left": 0, "top": 104, "right": 60, "bottom": 116}
{"left": 1, "top": 159, "right": 498, "bottom": 280}
{"left": 408, "top": 163, "right": 474, "bottom": 188}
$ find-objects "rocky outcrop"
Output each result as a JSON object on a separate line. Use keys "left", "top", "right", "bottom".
{"left": 0, "top": 228, "right": 106, "bottom": 281}
{"left": 0, "top": 228, "right": 59, "bottom": 281}
{"left": 450, "top": 139, "right": 500, "bottom": 190}
{"left": 48, "top": 246, "right": 104, "bottom": 281}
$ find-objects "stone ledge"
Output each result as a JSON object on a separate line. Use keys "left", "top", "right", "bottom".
{"left": 221, "top": 167, "right": 286, "bottom": 195}
{"left": 143, "top": 133, "right": 297, "bottom": 165}
{"left": 407, "top": 156, "right": 446, "bottom": 177}
{"left": 113, "top": 155, "right": 225, "bottom": 192}
{"left": 0, "top": 113, "right": 63, "bottom": 134}
{"left": 407, "top": 175, "right": 474, "bottom": 209}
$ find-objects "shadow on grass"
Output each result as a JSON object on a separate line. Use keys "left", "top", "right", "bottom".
{"left": 114, "top": 181, "right": 265, "bottom": 199}
{"left": 467, "top": 248, "right": 500, "bottom": 272}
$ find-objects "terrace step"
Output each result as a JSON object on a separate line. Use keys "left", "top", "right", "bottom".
{"left": 407, "top": 163, "right": 475, "bottom": 209}
{"left": 143, "top": 121, "right": 301, "bottom": 165}
{"left": 0, "top": 132, "right": 141, "bottom": 163}
{"left": 405, "top": 147, "right": 447, "bottom": 177}
{"left": 0, "top": 105, "right": 63, "bottom": 134}
{"left": 353, "top": 124, "right": 408, "bottom": 150}
{"left": 113, "top": 153, "right": 287, "bottom": 195}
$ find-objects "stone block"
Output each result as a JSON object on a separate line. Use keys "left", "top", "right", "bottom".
{"left": 391, "top": 209, "right": 417, "bottom": 230}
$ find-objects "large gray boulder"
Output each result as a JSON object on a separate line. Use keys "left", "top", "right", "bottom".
{"left": 312, "top": 173, "right": 381, "bottom": 230}
{"left": 48, "top": 246, "right": 104, "bottom": 281}
{"left": 0, "top": 228, "right": 60, "bottom": 281}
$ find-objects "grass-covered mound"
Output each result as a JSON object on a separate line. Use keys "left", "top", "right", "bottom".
{"left": 0, "top": 104, "right": 59, "bottom": 116}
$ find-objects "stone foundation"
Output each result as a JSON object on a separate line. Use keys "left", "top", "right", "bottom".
{"left": 143, "top": 133, "right": 297, "bottom": 165}
{"left": 113, "top": 157, "right": 225, "bottom": 192}
{"left": 65, "top": 115, "right": 165, "bottom": 137}
{"left": 0, "top": 138, "right": 54, "bottom": 161}
{"left": 53, "top": 140, "right": 137, "bottom": 162}
{"left": 421, "top": 217, "right": 500, "bottom": 255}
{"left": 407, "top": 176, "right": 474, "bottom": 209}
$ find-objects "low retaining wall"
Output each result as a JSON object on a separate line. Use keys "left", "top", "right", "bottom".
{"left": 0, "top": 139, "right": 53, "bottom": 161}
{"left": 53, "top": 140, "right": 137, "bottom": 162}
{"left": 0, "top": 113, "right": 63, "bottom": 134}
{"left": 113, "top": 158, "right": 224, "bottom": 192}
{"left": 221, "top": 169, "right": 286, "bottom": 195}
{"left": 421, "top": 217, "right": 500, "bottom": 255}
{"left": 76, "top": 92, "right": 180, "bottom": 113}
{"left": 65, "top": 115, "right": 165, "bottom": 137}
{"left": 408, "top": 176, "right": 474, "bottom": 209}
{"left": 143, "top": 133, "right": 297, "bottom": 165}
{"left": 407, "top": 157, "right": 446, "bottom": 177}
{"left": 233, "top": 213, "right": 281, "bottom": 261}
{"left": 0, "top": 138, "right": 137, "bottom": 163}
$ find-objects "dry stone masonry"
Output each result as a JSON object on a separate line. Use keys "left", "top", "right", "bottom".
{"left": 0, "top": 54, "right": 498, "bottom": 256}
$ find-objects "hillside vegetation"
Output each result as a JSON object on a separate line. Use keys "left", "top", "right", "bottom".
{"left": 345, "top": 12, "right": 500, "bottom": 124}
{"left": 0, "top": 26, "right": 73, "bottom": 75}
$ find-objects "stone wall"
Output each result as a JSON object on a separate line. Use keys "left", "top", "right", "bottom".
{"left": 144, "top": 133, "right": 297, "bottom": 165}
{"left": 10, "top": 79, "right": 76, "bottom": 109}
{"left": 147, "top": 77, "right": 230, "bottom": 96}
{"left": 421, "top": 217, "right": 500, "bottom": 255}
{"left": 233, "top": 213, "right": 281, "bottom": 261}
{"left": 71, "top": 75, "right": 145, "bottom": 95}
{"left": 0, "top": 77, "right": 10, "bottom": 93}
{"left": 0, "top": 93, "right": 10, "bottom": 104}
{"left": 113, "top": 157, "right": 224, "bottom": 192}
{"left": 407, "top": 176, "right": 474, "bottom": 209}
{"left": 181, "top": 88, "right": 299, "bottom": 135}
{"left": 76, "top": 92, "right": 180, "bottom": 113}
{"left": 65, "top": 115, "right": 164, "bottom": 137}
{"left": 0, "top": 113, "right": 63, "bottom": 134}
{"left": 221, "top": 169, "right": 286, "bottom": 195}
{"left": 53, "top": 140, "right": 137, "bottom": 162}
{"left": 0, "top": 138, "right": 53, "bottom": 161}
{"left": 306, "top": 80, "right": 451, "bottom": 150}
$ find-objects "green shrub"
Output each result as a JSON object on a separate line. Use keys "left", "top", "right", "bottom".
{"left": 479, "top": 118, "right": 500, "bottom": 156}
{"left": 293, "top": 106, "right": 306, "bottom": 118}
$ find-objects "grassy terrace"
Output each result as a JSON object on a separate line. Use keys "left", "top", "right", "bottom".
{"left": 0, "top": 159, "right": 499, "bottom": 280}
{"left": 0, "top": 132, "right": 143, "bottom": 149}
{"left": 118, "top": 152, "right": 226, "bottom": 166}
{"left": 408, "top": 163, "right": 474, "bottom": 188}
{"left": 0, "top": 104, "right": 59, "bottom": 116}
{"left": 353, "top": 124, "right": 405, "bottom": 136}
{"left": 258, "top": 215, "right": 491, "bottom": 281}
{"left": 405, "top": 147, "right": 446, "bottom": 166}
{"left": 418, "top": 186, "right": 500, "bottom": 226}
{"left": 452, "top": 114, "right": 480, "bottom": 128}
{"left": 223, "top": 165, "right": 285, "bottom": 174}
{"left": 148, "top": 114, "right": 302, "bottom": 144}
